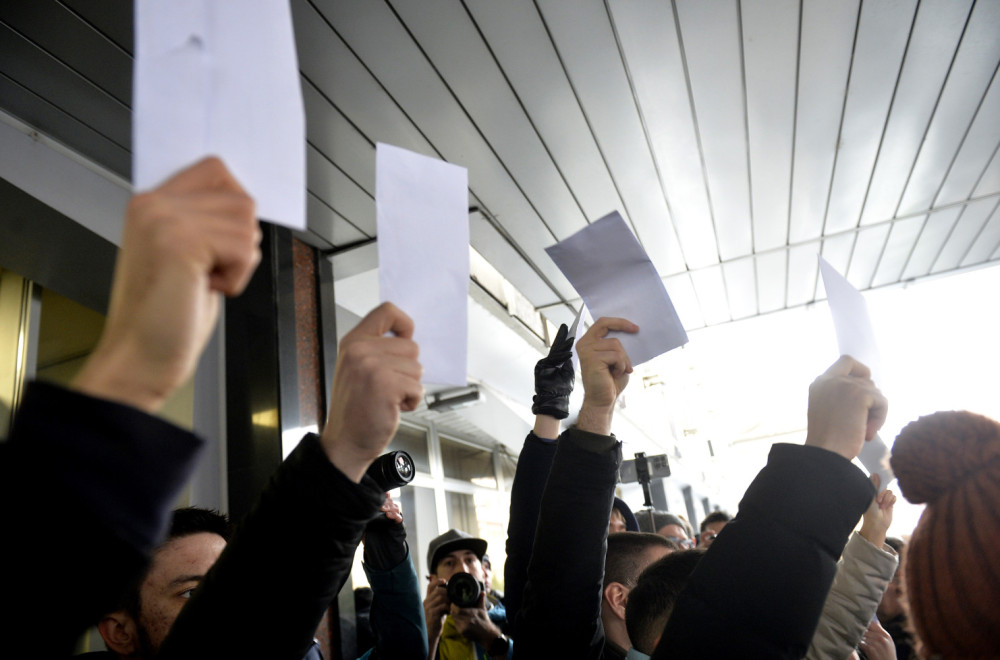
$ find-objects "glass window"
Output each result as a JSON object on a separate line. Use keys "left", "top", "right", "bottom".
{"left": 445, "top": 489, "right": 509, "bottom": 592}
{"left": 389, "top": 423, "right": 431, "bottom": 474}
{"left": 440, "top": 436, "right": 496, "bottom": 487}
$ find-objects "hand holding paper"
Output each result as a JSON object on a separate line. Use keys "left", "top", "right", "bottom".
{"left": 545, "top": 212, "right": 687, "bottom": 366}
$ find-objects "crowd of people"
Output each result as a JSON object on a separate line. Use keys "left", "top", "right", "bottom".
{"left": 1, "top": 157, "right": 997, "bottom": 659}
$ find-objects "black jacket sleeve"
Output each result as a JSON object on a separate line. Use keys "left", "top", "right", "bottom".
{"left": 0, "top": 381, "right": 203, "bottom": 655}
{"left": 160, "top": 433, "right": 384, "bottom": 660}
{"left": 515, "top": 428, "right": 620, "bottom": 659}
{"left": 654, "top": 443, "right": 875, "bottom": 660}
{"left": 503, "top": 431, "right": 558, "bottom": 637}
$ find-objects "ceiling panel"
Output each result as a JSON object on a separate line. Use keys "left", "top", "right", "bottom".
{"left": 536, "top": 0, "right": 685, "bottom": 276}
{"left": 755, "top": 250, "right": 786, "bottom": 313}
{"left": 690, "top": 266, "right": 730, "bottom": 326}
{"left": 722, "top": 258, "right": 757, "bottom": 321}
{"left": 896, "top": 0, "right": 1000, "bottom": 215}
{"left": 786, "top": 242, "right": 822, "bottom": 308}
{"left": 846, "top": 224, "right": 891, "bottom": 290}
{"left": 823, "top": 0, "right": 917, "bottom": 236}
{"left": 742, "top": 0, "right": 798, "bottom": 253}
{"left": 961, "top": 202, "right": 1000, "bottom": 266}
{"left": 788, "top": 0, "right": 859, "bottom": 243}
{"left": 664, "top": 273, "right": 705, "bottom": 330}
{"left": 973, "top": 148, "right": 1000, "bottom": 197}
{"left": 932, "top": 195, "right": 1000, "bottom": 273}
{"left": 935, "top": 71, "right": 1000, "bottom": 207}
{"left": 674, "top": 0, "right": 752, "bottom": 262}
{"left": 305, "top": 145, "right": 374, "bottom": 238}
{"left": 858, "top": 0, "right": 974, "bottom": 227}
{"left": 871, "top": 216, "right": 926, "bottom": 287}
{"left": 464, "top": 1, "right": 626, "bottom": 224}
{"left": 609, "top": 0, "right": 720, "bottom": 267}
{"left": 901, "top": 207, "right": 963, "bottom": 280}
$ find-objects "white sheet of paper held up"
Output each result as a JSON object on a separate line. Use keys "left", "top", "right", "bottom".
{"left": 818, "top": 256, "right": 893, "bottom": 489}
{"left": 376, "top": 143, "right": 469, "bottom": 387}
{"left": 545, "top": 212, "right": 688, "bottom": 366}
{"left": 133, "top": 0, "right": 305, "bottom": 229}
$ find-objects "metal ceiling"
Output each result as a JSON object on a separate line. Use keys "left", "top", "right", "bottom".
{"left": 2, "top": 0, "right": 999, "bottom": 331}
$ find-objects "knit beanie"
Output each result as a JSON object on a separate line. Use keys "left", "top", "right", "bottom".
{"left": 890, "top": 410, "right": 1000, "bottom": 658}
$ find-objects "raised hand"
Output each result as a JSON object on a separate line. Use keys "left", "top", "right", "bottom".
{"left": 859, "top": 474, "right": 896, "bottom": 548}
{"left": 320, "top": 302, "right": 423, "bottom": 482}
{"left": 805, "top": 355, "right": 888, "bottom": 461}
{"left": 73, "top": 157, "right": 260, "bottom": 413}
{"left": 532, "top": 323, "right": 576, "bottom": 420}
{"left": 574, "top": 317, "right": 638, "bottom": 435}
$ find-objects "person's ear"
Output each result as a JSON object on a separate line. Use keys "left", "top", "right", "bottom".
{"left": 603, "top": 582, "right": 629, "bottom": 620}
{"left": 97, "top": 611, "right": 139, "bottom": 656}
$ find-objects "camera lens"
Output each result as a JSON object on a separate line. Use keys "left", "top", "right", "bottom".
{"left": 446, "top": 572, "right": 483, "bottom": 608}
{"left": 366, "top": 450, "right": 415, "bottom": 492}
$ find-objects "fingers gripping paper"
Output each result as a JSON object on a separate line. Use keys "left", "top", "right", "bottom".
{"left": 546, "top": 212, "right": 688, "bottom": 365}
{"left": 819, "top": 256, "right": 894, "bottom": 489}
{"left": 376, "top": 143, "right": 469, "bottom": 387}
{"left": 133, "top": 0, "right": 306, "bottom": 229}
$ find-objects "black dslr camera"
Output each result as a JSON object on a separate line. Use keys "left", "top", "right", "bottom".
{"left": 365, "top": 450, "right": 415, "bottom": 492}
{"left": 447, "top": 572, "right": 487, "bottom": 608}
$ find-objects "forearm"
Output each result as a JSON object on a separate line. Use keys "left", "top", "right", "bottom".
{"left": 161, "top": 434, "right": 383, "bottom": 659}
{"left": 657, "top": 444, "right": 874, "bottom": 659}
{"left": 517, "top": 427, "right": 620, "bottom": 657}
{"left": 363, "top": 554, "right": 429, "bottom": 660}
{"left": 0, "top": 381, "right": 204, "bottom": 654}
{"left": 806, "top": 532, "right": 898, "bottom": 660}
{"left": 503, "top": 432, "right": 558, "bottom": 635}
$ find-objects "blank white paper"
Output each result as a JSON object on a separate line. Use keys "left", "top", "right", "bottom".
{"left": 133, "top": 0, "right": 305, "bottom": 229}
{"left": 376, "top": 143, "right": 469, "bottom": 387}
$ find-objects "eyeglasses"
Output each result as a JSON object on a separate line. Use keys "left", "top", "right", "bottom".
{"left": 667, "top": 536, "right": 695, "bottom": 549}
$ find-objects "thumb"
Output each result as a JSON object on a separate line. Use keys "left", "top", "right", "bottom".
{"left": 355, "top": 302, "right": 414, "bottom": 339}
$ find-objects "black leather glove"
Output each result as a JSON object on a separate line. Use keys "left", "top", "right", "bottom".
{"left": 531, "top": 323, "right": 575, "bottom": 419}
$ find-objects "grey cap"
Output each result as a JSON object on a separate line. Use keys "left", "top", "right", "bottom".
{"left": 426, "top": 529, "right": 488, "bottom": 574}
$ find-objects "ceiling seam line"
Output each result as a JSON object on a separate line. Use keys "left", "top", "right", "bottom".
{"left": 784, "top": 0, "right": 804, "bottom": 309}
{"left": 895, "top": 213, "right": 932, "bottom": 282}
{"left": 954, "top": 197, "right": 1000, "bottom": 268}
{"left": 736, "top": 0, "right": 756, "bottom": 258}
{"left": 852, "top": 0, "right": 921, "bottom": 231}
{"left": 816, "top": 0, "right": 864, "bottom": 240}
{"left": 305, "top": 140, "right": 374, "bottom": 203}
{"left": 888, "top": 0, "right": 978, "bottom": 219}
{"left": 865, "top": 216, "right": 897, "bottom": 290}
{"left": 964, "top": 139, "right": 1000, "bottom": 202}
{"left": 53, "top": 0, "right": 135, "bottom": 58}
{"left": 0, "top": 20, "right": 133, "bottom": 116}
{"left": 0, "top": 69, "right": 131, "bottom": 158}
{"left": 669, "top": 0, "right": 726, "bottom": 267}
{"left": 604, "top": 0, "right": 693, "bottom": 271}
{"left": 925, "top": 60, "right": 1000, "bottom": 210}
{"left": 735, "top": 0, "right": 757, "bottom": 316}
{"left": 305, "top": 188, "right": 371, "bottom": 240}
{"left": 381, "top": 0, "right": 565, "bottom": 243}
{"left": 458, "top": 0, "right": 593, "bottom": 229}
{"left": 927, "top": 205, "right": 967, "bottom": 274}
{"left": 531, "top": 0, "right": 644, "bottom": 242}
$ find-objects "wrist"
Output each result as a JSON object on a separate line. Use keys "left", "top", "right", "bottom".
{"left": 322, "top": 435, "right": 375, "bottom": 483}
{"left": 859, "top": 525, "right": 887, "bottom": 548}
{"left": 72, "top": 341, "right": 172, "bottom": 413}
{"left": 577, "top": 399, "right": 614, "bottom": 435}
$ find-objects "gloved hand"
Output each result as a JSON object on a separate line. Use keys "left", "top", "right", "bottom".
{"left": 531, "top": 323, "right": 575, "bottom": 419}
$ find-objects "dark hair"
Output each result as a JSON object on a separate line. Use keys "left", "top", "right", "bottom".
{"left": 604, "top": 532, "right": 673, "bottom": 590}
{"left": 625, "top": 548, "right": 705, "bottom": 654}
{"left": 111, "top": 507, "right": 232, "bottom": 618}
{"left": 699, "top": 510, "right": 732, "bottom": 533}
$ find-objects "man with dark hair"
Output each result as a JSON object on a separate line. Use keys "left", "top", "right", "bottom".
{"left": 624, "top": 549, "right": 705, "bottom": 658}
{"left": 698, "top": 511, "right": 731, "bottom": 548}
{"left": 600, "top": 533, "right": 674, "bottom": 658}
{"left": 635, "top": 511, "right": 695, "bottom": 548}
{"left": 92, "top": 508, "right": 234, "bottom": 658}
